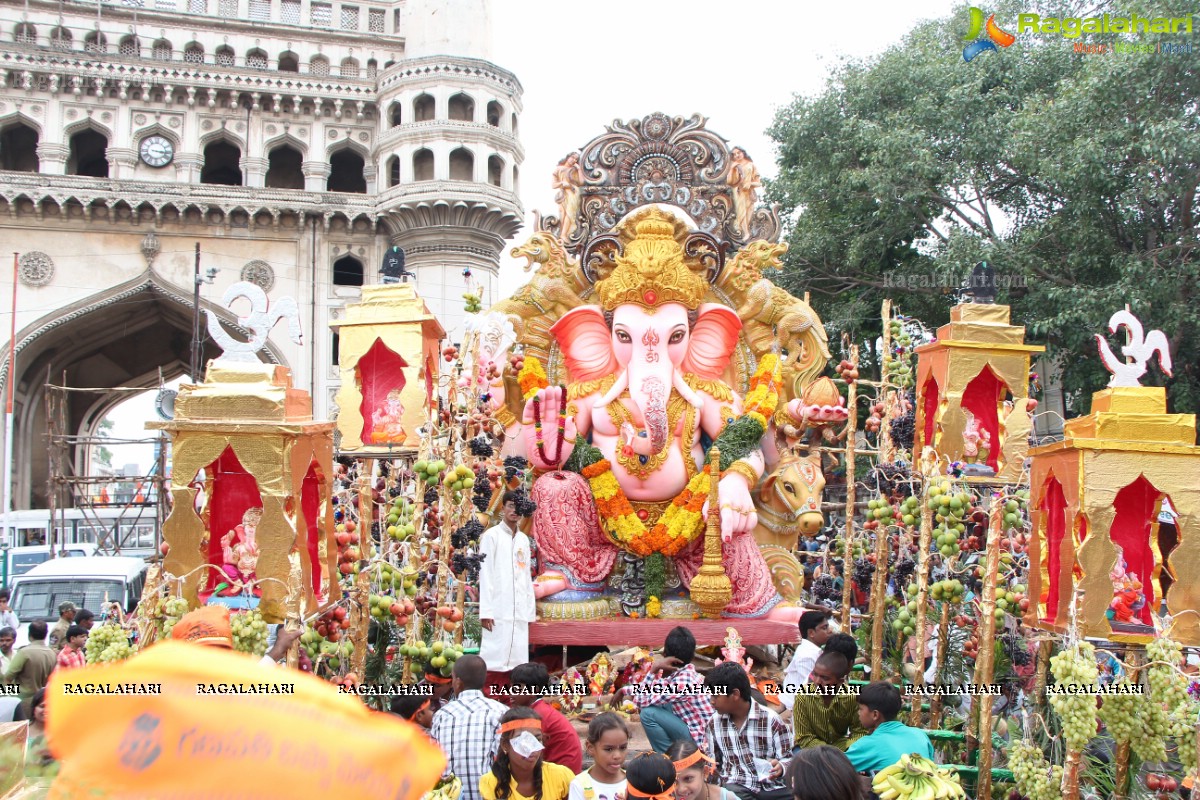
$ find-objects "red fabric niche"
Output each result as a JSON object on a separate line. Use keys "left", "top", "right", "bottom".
{"left": 357, "top": 338, "right": 408, "bottom": 443}
{"left": 1040, "top": 476, "right": 1067, "bottom": 624}
{"left": 204, "top": 446, "right": 264, "bottom": 593}
{"left": 301, "top": 461, "right": 323, "bottom": 594}
{"left": 425, "top": 355, "right": 435, "bottom": 407}
{"left": 1110, "top": 475, "right": 1160, "bottom": 626}
{"left": 922, "top": 377, "right": 939, "bottom": 448}
{"left": 960, "top": 366, "right": 1006, "bottom": 472}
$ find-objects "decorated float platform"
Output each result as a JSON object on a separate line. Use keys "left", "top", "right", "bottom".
{"left": 529, "top": 617, "right": 798, "bottom": 646}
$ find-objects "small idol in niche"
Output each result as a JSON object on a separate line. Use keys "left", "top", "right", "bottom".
{"left": 218, "top": 507, "right": 262, "bottom": 596}
{"left": 371, "top": 388, "right": 406, "bottom": 444}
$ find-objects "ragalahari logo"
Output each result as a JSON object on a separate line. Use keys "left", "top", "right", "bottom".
{"left": 962, "top": 7, "right": 1017, "bottom": 61}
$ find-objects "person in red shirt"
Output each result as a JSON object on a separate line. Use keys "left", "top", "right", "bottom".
{"left": 508, "top": 662, "right": 583, "bottom": 774}
{"left": 55, "top": 625, "right": 88, "bottom": 671}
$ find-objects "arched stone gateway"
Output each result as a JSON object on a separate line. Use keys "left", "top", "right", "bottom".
{"left": 0, "top": 271, "right": 288, "bottom": 509}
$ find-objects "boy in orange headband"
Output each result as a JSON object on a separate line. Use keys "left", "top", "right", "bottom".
{"left": 625, "top": 752, "right": 676, "bottom": 800}
{"left": 481, "top": 706, "right": 574, "bottom": 800}
{"left": 170, "top": 605, "right": 301, "bottom": 666}
{"left": 391, "top": 694, "right": 435, "bottom": 731}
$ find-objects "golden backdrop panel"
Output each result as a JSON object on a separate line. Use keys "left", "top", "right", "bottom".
{"left": 1168, "top": 508, "right": 1200, "bottom": 644}
{"left": 1027, "top": 449, "right": 1082, "bottom": 632}
{"left": 335, "top": 324, "right": 428, "bottom": 452}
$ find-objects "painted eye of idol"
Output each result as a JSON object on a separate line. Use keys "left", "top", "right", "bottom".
{"left": 668, "top": 328, "right": 686, "bottom": 345}
{"left": 615, "top": 329, "right": 632, "bottom": 343}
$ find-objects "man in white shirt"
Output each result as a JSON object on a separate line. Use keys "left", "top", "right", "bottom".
{"left": 0, "top": 590, "right": 18, "bottom": 632}
{"left": 478, "top": 491, "right": 535, "bottom": 694}
{"left": 779, "top": 610, "right": 832, "bottom": 711}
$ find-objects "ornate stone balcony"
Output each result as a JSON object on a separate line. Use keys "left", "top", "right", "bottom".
{"left": 0, "top": 46, "right": 378, "bottom": 106}
{"left": 0, "top": 171, "right": 522, "bottom": 237}
{"left": 378, "top": 55, "right": 522, "bottom": 97}
{"left": 376, "top": 119, "right": 523, "bottom": 160}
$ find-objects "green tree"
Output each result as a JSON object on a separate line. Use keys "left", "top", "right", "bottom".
{"left": 93, "top": 418, "right": 115, "bottom": 470}
{"left": 767, "top": 0, "right": 1200, "bottom": 416}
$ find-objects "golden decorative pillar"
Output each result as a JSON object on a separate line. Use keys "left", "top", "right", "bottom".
{"left": 148, "top": 361, "right": 337, "bottom": 623}
{"left": 690, "top": 448, "right": 732, "bottom": 619}
{"left": 330, "top": 284, "right": 446, "bottom": 454}
{"left": 1027, "top": 387, "right": 1200, "bottom": 644}
{"left": 914, "top": 304, "right": 1044, "bottom": 481}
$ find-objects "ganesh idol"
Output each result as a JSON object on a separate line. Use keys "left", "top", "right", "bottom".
{"left": 489, "top": 209, "right": 806, "bottom": 621}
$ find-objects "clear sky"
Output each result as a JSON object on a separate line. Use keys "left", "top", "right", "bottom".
{"left": 106, "top": 0, "right": 963, "bottom": 471}
{"left": 490, "top": 0, "right": 962, "bottom": 294}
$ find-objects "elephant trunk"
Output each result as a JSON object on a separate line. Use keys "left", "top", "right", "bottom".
{"left": 628, "top": 362, "right": 673, "bottom": 456}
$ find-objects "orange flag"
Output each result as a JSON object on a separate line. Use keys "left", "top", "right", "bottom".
{"left": 45, "top": 640, "right": 445, "bottom": 799}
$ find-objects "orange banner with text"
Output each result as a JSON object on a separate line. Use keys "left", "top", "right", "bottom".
{"left": 44, "top": 640, "right": 445, "bottom": 800}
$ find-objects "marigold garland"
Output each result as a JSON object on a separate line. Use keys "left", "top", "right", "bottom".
{"left": 518, "top": 356, "right": 549, "bottom": 402}
{"left": 577, "top": 355, "right": 783, "bottom": 557}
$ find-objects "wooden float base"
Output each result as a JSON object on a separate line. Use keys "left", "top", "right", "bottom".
{"left": 529, "top": 618, "right": 799, "bottom": 647}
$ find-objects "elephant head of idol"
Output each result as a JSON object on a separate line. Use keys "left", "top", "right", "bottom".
{"left": 550, "top": 209, "right": 740, "bottom": 457}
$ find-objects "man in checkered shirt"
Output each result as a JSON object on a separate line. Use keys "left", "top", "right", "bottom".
{"left": 703, "top": 662, "right": 793, "bottom": 800}
{"left": 430, "top": 654, "right": 507, "bottom": 800}
{"left": 620, "top": 626, "right": 713, "bottom": 753}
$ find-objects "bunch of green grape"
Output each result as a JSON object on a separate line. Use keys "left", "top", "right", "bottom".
{"left": 85, "top": 622, "right": 134, "bottom": 664}
{"left": 463, "top": 292, "right": 483, "bottom": 313}
{"left": 928, "top": 481, "right": 972, "bottom": 557}
{"left": 1097, "top": 676, "right": 1167, "bottom": 763}
{"left": 159, "top": 596, "right": 190, "bottom": 640}
{"left": 1048, "top": 641, "right": 1100, "bottom": 751}
{"left": 386, "top": 495, "right": 416, "bottom": 541}
{"left": 1147, "top": 636, "right": 1200, "bottom": 774}
{"left": 231, "top": 609, "right": 269, "bottom": 657}
{"left": 1009, "top": 740, "right": 1064, "bottom": 800}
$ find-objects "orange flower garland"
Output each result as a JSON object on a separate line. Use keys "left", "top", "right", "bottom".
{"left": 518, "top": 356, "right": 549, "bottom": 402}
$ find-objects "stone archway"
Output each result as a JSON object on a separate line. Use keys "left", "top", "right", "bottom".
{"left": 0, "top": 271, "right": 288, "bottom": 509}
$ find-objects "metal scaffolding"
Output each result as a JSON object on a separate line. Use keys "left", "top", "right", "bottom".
{"left": 44, "top": 375, "right": 168, "bottom": 557}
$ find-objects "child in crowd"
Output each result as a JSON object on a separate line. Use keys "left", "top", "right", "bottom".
{"left": 666, "top": 740, "right": 733, "bottom": 800}
{"left": 481, "top": 706, "right": 574, "bottom": 800}
{"left": 568, "top": 712, "right": 629, "bottom": 800}
{"left": 785, "top": 747, "right": 864, "bottom": 800}
{"left": 624, "top": 752, "right": 676, "bottom": 800}
{"left": 390, "top": 694, "right": 435, "bottom": 731}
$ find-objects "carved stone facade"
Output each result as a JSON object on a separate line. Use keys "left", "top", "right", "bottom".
{"left": 0, "top": 0, "right": 520, "bottom": 508}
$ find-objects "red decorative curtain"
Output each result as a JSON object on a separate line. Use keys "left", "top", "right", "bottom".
{"left": 960, "top": 366, "right": 1006, "bottom": 472}
{"left": 1111, "top": 475, "right": 1160, "bottom": 626}
{"left": 357, "top": 338, "right": 408, "bottom": 443}
{"left": 922, "top": 377, "right": 939, "bottom": 448}
{"left": 1040, "top": 476, "right": 1066, "bottom": 624}
{"left": 301, "top": 461, "right": 323, "bottom": 594}
{"left": 204, "top": 446, "right": 264, "bottom": 593}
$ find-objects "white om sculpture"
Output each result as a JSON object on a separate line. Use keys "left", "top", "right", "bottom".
{"left": 205, "top": 282, "right": 303, "bottom": 362}
{"left": 1095, "top": 308, "right": 1173, "bottom": 388}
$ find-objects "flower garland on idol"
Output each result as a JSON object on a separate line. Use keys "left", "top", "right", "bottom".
{"left": 577, "top": 354, "right": 782, "bottom": 557}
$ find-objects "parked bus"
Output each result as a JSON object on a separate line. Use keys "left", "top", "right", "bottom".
{"left": 1, "top": 507, "right": 159, "bottom": 558}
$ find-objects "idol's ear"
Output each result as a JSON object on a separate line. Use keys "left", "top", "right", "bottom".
{"left": 681, "top": 303, "right": 742, "bottom": 380}
{"left": 550, "top": 306, "right": 617, "bottom": 383}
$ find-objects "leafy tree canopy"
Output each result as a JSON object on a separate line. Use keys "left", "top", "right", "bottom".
{"left": 766, "top": 0, "right": 1199, "bottom": 416}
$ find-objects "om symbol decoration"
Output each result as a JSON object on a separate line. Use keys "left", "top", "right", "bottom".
{"left": 642, "top": 329, "right": 660, "bottom": 363}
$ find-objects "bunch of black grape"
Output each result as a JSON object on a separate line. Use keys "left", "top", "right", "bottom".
{"left": 869, "top": 462, "right": 912, "bottom": 500}
{"left": 472, "top": 478, "right": 493, "bottom": 512}
{"left": 891, "top": 558, "right": 916, "bottom": 599}
{"left": 451, "top": 551, "right": 486, "bottom": 583}
{"left": 812, "top": 574, "right": 839, "bottom": 603}
{"left": 852, "top": 557, "right": 875, "bottom": 592}
{"left": 1002, "top": 632, "right": 1032, "bottom": 667}
{"left": 451, "top": 519, "right": 485, "bottom": 550}
{"left": 469, "top": 436, "right": 494, "bottom": 457}
{"left": 503, "top": 456, "right": 529, "bottom": 481}
{"left": 889, "top": 394, "right": 916, "bottom": 452}
{"left": 511, "top": 489, "right": 537, "bottom": 517}
{"left": 424, "top": 486, "right": 439, "bottom": 505}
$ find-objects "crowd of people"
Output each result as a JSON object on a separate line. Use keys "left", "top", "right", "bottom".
{"left": 392, "top": 616, "right": 933, "bottom": 800}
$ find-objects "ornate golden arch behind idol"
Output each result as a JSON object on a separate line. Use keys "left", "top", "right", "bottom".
{"left": 493, "top": 205, "right": 829, "bottom": 407}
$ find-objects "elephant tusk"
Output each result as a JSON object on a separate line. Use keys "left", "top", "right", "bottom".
{"left": 594, "top": 370, "right": 628, "bottom": 411}
{"left": 673, "top": 370, "right": 703, "bottom": 410}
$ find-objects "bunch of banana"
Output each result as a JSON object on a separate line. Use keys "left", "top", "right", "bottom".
{"left": 422, "top": 774, "right": 462, "bottom": 800}
{"left": 872, "top": 754, "right": 966, "bottom": 800}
